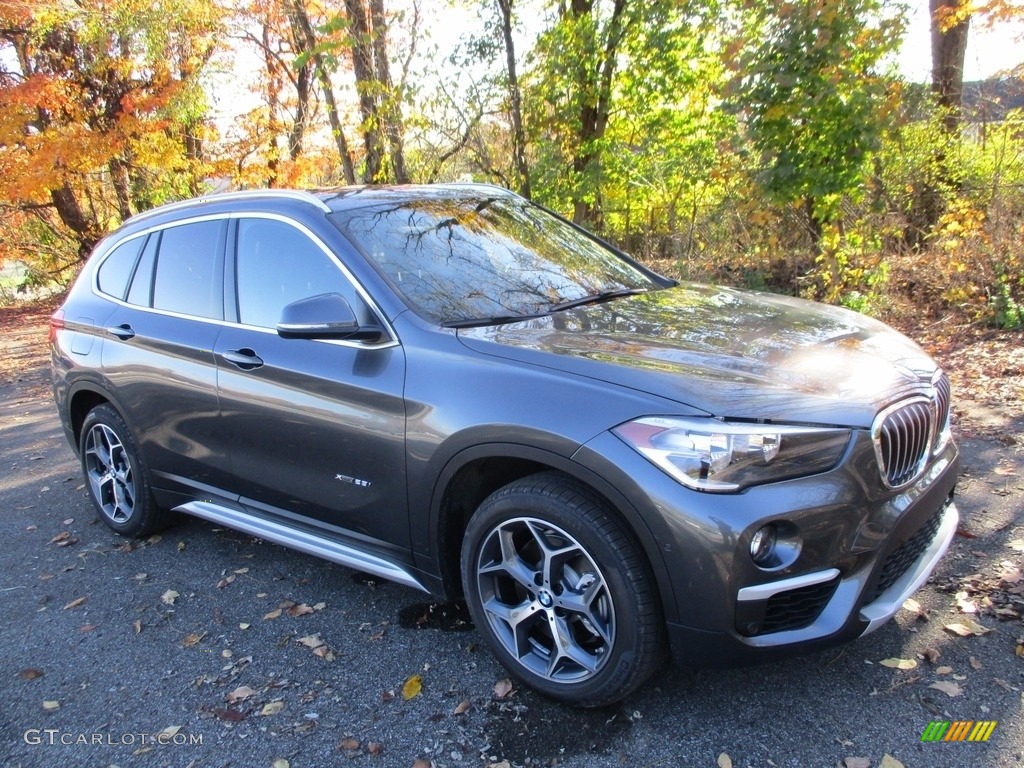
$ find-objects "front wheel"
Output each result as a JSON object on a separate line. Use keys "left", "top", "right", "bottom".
{"left": 79, "top": 404, "right": 169, "bottom": 537}
{"left": 461, "top": 472, "right": 664, "bottom": 707}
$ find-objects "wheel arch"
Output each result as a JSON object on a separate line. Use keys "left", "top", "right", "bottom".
{"left": 67, "top": 382, "right": 127, "bottom": 450}
{"left": 428, "top": 443, "right": 676, "bottom": 621}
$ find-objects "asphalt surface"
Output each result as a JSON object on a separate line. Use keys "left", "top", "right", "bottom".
{"left": 1, "top": 322, "right": 1022, "bottom": 768}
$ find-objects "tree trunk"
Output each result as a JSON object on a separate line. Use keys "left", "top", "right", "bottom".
{"left": 51, "top": 185, "right": 98, "bottom": 260}
{"left": 369, "top": 0, "right": 408, "bottom": 183}
{"left": 568, "top": 0, "right": 627, "bottom": 227}
{"left": 288, "top": 0, "right": 357, "bottom": 184}
{"left": 109, "top": 157, "right": 133, "bottom": 221}
{"left": 930, "top": 0, "right": 971, "bottom": 136}
{"left": 345, "top": 0, "right": 385, "bottom": 182}
{"left": 497, "top": 0, "right": 530, "bottom": 198}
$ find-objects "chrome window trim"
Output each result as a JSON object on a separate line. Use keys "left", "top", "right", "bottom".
{"left": 89, "top": 211, "right": 400, "bottom": 351}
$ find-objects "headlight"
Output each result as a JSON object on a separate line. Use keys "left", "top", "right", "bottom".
{"left": 613, "top": 417, "right": 851, "bottom": 492}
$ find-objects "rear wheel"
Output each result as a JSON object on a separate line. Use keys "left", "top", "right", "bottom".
{"left": 461, "top": 472, "right": 664, "bottom": 706}
{"left": 79, "top": 404, "right": 169, "bottom": 537}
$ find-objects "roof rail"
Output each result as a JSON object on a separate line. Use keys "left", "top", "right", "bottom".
{"left": 125, "top": 189, "right": 331, "bottom": 226}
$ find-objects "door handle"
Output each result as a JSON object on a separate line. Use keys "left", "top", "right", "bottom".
{"left": 105, "top": 324, "right": 135, "bottom": 340}
{"left": 223, "top": 348, "right": 264, "bottom": 370}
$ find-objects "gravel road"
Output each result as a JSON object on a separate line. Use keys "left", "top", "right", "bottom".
{"left": 2, "top": 307, "right": 1022, "bottom": 768}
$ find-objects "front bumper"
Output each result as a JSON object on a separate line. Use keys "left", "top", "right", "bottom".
{"left": 573, "top": 428, "right": 960, "bottom": 667}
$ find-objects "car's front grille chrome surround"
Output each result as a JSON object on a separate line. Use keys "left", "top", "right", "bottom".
{"left": 872, "top": 379, "right": 948, "bottom": 490}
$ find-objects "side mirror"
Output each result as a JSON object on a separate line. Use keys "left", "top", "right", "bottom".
{"left": 276, "top": 293, "right": 385, "bottom": 341}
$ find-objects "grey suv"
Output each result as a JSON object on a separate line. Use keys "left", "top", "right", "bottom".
{"left": 51, "top": 185, "right": 959, "bottom": 706}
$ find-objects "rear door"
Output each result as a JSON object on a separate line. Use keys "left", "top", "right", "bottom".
{"left": 214, "top": 214, "right": 409, "bottom": 550}
{"left": 100, "top": 217, "right": 233, "bottom": 495}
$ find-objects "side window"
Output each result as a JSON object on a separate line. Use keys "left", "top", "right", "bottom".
{"left": 235, "top": 218, "right": 371, "bottom": 329}
{"left": 97, "top": 237, "right": 145, "bottom": 300}
{"left": 126, "top": 234, "right": 158, "bottom": 307}
{"left": 152, "top": 220, "right": 224, "bottom": 319}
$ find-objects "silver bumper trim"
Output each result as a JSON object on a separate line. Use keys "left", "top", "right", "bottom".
{"left": 858, "top": 501, "right": 959, "bottom": 636}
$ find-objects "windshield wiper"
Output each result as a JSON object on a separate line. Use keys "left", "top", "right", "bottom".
{"left": 442, "top": 313, "right": 545, "bottom": 329}
{"left": 548, "top": 287, "right": 648, "bottom": 313}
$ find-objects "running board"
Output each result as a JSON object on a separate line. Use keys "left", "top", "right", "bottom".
{"left": 173, "top": 501, "right": 428, "bottom": 593}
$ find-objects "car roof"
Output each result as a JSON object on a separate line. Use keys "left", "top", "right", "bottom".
{"left": 122, "top": 183, "right": 516, "bottom": 229}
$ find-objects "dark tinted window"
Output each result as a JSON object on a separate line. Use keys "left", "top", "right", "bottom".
{"left": 126, "top": 234, "right": 158, "bottom": 307}
{"left": 235, "top": 218, "right": 364, "bottom": 329}
{"left": 152, "top": 220, "right": 223, "bottom": 319}
{"left": 330, "top": 193, "right": 658, "bottom": 325}
{"left": 97, "top": 237, "right": 145, "bottom": 299}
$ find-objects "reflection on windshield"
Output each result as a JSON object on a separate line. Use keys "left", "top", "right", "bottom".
{"left": 330, "top": 192, "right": 659, "bottom": 325}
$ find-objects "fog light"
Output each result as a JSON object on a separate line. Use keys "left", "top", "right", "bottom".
{"left": 750, "top": 524, "right": 777, "bottom": 566}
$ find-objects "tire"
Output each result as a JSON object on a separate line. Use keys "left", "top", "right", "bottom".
{"left": 79, "top": 404, "right": 170, "bottom": 537}
{"left": 460, "top": 471, "right": 664, "bottom": 707}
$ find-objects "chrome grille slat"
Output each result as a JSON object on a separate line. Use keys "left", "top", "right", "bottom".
{"left": 872, "top": 394, "right": 939, "bottom": 490}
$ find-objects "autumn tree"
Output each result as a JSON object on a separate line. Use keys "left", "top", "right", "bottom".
{"left": 726, "top": 0, "right": 903, "bottom": 244}
{"left": 0, "top": 0, "right": 222, "bottom": 275}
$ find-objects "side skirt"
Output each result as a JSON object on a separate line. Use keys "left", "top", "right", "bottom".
{"left": 173, "top": 500, "right": 429, "bottom": 593}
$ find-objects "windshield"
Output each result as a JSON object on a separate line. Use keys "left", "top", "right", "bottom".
{"left": 330, "top": 192, "right": 662, "bottom": 326}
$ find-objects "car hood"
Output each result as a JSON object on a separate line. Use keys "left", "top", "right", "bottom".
{"left": 456, "top": 283, "right": 939, "bottom": 428}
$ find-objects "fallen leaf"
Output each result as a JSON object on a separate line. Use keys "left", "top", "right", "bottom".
{"left": 402, "top": 673, "right": 423, "bottom": 700}
{"left": 412, "top": 759, "right": 432, "bottom": 768}
{"left": 970, "top": 656, "right": 983, "bottom": 669}
{"left": 843, "top": 758, "right": 871, "bottom": 768}
{"left": 263, "top": 609, "right": 282, "bottom": 620}
{"left": 161, "top": 590, "right": 179, "bottom": 605}
{"left": 453, "top": 699, "right": 470, "bottom": 715}
{"left": 381, "top": 690, "right": 395, "bottom": 702}
{"left": 260, "top": 700, "right": 284, "bottom": 716}
{"left": 182, "top": 632, "right": 206, "bottom": 648}
{"left": 133, "top": 573, "right": 147, "bottom": 581}
{"left": 239, "top": 623, "right": 250, "bottom": 630}
{"left": 80, "top": 624, "right": 97, "bottom": 632}
{"left": 288, "top": 603, "right": 314, "bottom": 617}
{"left": 944, "top": 618, "right": 991, "bottom": 637}
{"left": 880, "top": 657, "right": 917, "bottom": 670}
{"left": 217, "top": 575, "right": 236, "bottom": 589}
{"left": 935, "top": 665, "right": 953, "bottom": 675}
{"left": 337, "top": 737, "right": 362, "bottom": 753}
{"left": 211, "top": 707, "right": 247, "bottom": 722}
{"left": 42, "top": 700, "right": 59, "bottom": 711}
{"left": 271, "top": 760, "right": 289, "bottom": 768}
{"left": 312, "top": 601, "right": 327, "bottom": 611}
{"left": 493, "top": 678, "right": 513, "bottom": 700}
{"left": 63, "top": 596, "right": 87, "bottom": 610}
{"left": 367, "top": 742, "right": 383, "bottom": 756}
{"left": 297, "top": 634, "right": 325, "bottom": 649}
{"left": 902, "top": 598, "right": 925, "bottom": 617}
{"left": 147, "top": 535, "right": 162, "bottom": 545}
{"left": 717, "top": 753, "right": 733, "bottom": 768}
{"left": 880, "top": 756, "right": 905, "bottom": 768}
{"left": 132, "top": 619, "right": 142, "bottom": 635}
{"left": 227, "top": 685, "right": 256, "bottom": 704}
{"left": 922, "top": 647, "right": 941, "bottom": 664}
{"left": 993, "top": 466, "right": 1017, "bottom": 476}
{"left": 234, "top": 567, "right": 250, "bottom": 574}
{"left": 312, "top": 645, "right": 336, "bottom": 661}
{"left": 930, "top": 680, "right": 962, "bottom": 697}
{"left": 177, "top": 541, "right": 186, "bottom": 552}
{"left": 1007, "top": 540, "right": 1024, "bottom": 553}
{"left": 19, "top": 668, "right": 44, "bottom": 680}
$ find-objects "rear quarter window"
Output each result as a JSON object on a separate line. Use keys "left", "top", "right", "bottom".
{"left": 96, "top": 237, "right": 145, "bottom": 300}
